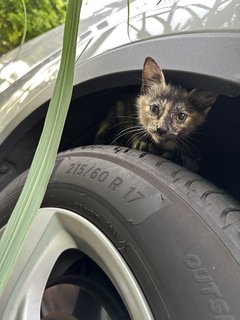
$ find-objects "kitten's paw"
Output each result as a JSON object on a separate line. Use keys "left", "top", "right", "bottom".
{"left": 132, "top": 140, "right": 149, "bottom": 152}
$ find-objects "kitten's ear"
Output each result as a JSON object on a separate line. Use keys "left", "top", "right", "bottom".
{"left": 141, "top": 57, "right": 165, "bottom": 94}
{"left": 190, "top": 89, "right": 218, "bottom": 114}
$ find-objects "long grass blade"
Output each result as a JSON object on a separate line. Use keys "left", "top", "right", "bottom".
{"left": 127, "top": 0, "right": 131, "bottom": 38}
{"left": 0, "top": 0, "right": 82, "bottom": 295}
{"left": 13, "top": 0, "right": 27, "bottom": 62}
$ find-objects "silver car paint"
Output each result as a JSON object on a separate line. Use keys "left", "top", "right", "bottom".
{"left": 0, "top": 0, "right": 240, "bottom": 145}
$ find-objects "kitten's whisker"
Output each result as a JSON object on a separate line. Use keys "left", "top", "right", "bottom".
{"left": 180, "top": 136, "right": 200, "bottom": 158}
{"left": 126, "top": 134, "right": 139, "bottom": 148}
{"left": 113, "top": 125, "right": 144, "bottom": 137}
{"left": 116, "top": 115, "right": 138, "bottom": 119}
{"left": 179, "top": 143, "right": 188, "bottom": 163}
{"left": 149, "top": 133, "right": 156, "bottom": 145}
{"left": 111, "top": 126, "right": 145, "bottom": 145}
{"left": 125, "top": 129, "right": 146, "bottom": 146}
{"left": 137, "top": 132, "right": 148, "bottom": 144}
{"left": 142, "top": 132, "right": 150, "bottom": 143}
{"left": 115, "top": 126, "right": 145, "bottom": 139}
{"left": 176, "top": 139, "right": 189, "bottom": 166}
{"left": 126, "top": 126, "right": 149, "bottom": 147}
{"left": 175, "top": 140, "right": 182, "bottom": 160}
{"left": 177, "top": 137, "right": 195, "bottom": 163}
{"left": 112, "top": 130, "right": 142, "bottom": 145}
{"left": 110, "top": 120, "right": 135, "bottom": 129}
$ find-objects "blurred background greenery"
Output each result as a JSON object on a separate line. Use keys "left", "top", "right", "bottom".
{"left": 0, "top": 0, "right": 67, "bottom": 56}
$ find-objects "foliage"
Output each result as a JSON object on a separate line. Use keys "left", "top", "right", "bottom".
{"left": 0, "top": 0, "right": 67, "bottom": 56}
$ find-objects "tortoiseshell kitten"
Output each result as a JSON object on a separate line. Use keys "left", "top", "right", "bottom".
{"left": 95, "top": 57, "right": 217, "bottom": 170}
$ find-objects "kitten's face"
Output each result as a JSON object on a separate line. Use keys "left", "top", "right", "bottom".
{"left": 137, "top": 84, "right": 207, "bottom": 144}
{"left": 137, "top": 57, "right": 217, "bottom": 146}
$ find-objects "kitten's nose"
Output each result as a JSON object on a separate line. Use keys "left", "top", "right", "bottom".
{"left": 156, "top": 127, "right": 167, "bottom": 137}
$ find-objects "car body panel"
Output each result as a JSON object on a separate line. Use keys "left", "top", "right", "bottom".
{"left": 0, "top": 2, "right": 240, "bottom": 316}
{"left": 0, "top": 0, "right": 240, "bottom": 146}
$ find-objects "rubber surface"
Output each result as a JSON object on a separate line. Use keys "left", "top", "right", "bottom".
{"left": 1, "top": 145, "right": 240, "bottom": 319}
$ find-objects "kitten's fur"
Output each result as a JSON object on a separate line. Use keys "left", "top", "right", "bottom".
{"left": 95, "top": 57, "right": 217, "bottom": 169}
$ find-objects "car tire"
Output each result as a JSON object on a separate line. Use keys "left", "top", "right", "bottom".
{"left": 1, "top": 145, "right": 240, "bottom": 320}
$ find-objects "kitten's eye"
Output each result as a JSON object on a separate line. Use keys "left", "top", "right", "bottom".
{"left": 177, "top": 112, "right": 187, "bottom": 122}
{"left": 150, "top": 104, "right": 159, "bottom": 115}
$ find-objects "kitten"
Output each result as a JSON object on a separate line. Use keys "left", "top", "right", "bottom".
{"left": 95, "top": 57, "right": 217, "bottom": 169}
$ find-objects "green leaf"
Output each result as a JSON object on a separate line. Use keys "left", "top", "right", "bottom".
{"left": 0, "top": 0, "right": 82, "bottom": 295}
